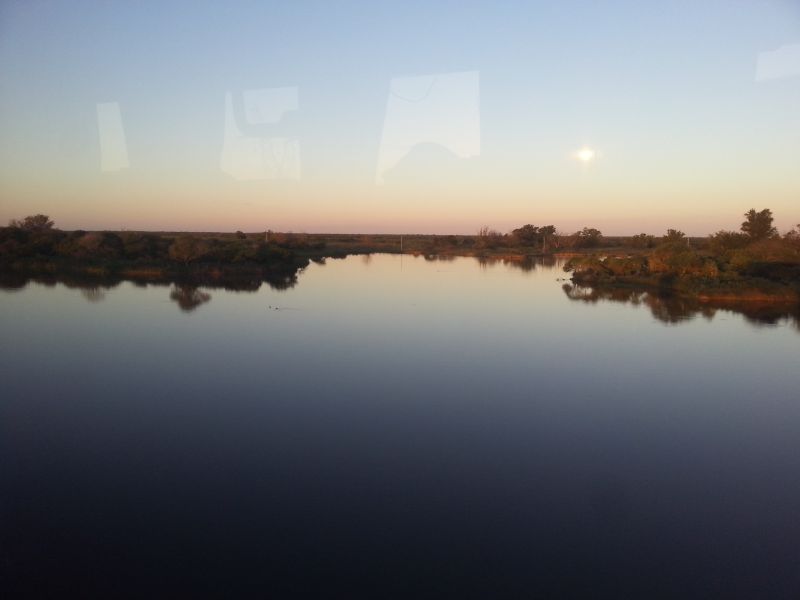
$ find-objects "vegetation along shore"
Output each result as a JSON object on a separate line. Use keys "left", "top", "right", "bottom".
{"left": 1, "top": 209, "right": 798, "bottom": 305}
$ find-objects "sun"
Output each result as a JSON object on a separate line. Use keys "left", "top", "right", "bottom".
{"left": 575, "top": 146, "right": 595, "bottom": 162}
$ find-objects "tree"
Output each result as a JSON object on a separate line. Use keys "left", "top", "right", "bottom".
{"left": 511, "top": 224, "right": 539, "bottom": 245}
{"left": 661, "top": 229, "right": 687, "bottom": 246}
{"left": 741, "top": 208, "right": 777, "bottom": 241}
{"left": 709, "top": 230, "right": 748, "bottom": 254}
{"left": 9, "top": 214, "right": 55, "bottom": 231}
{"left": 476, "top": 226, "right": 503, "bottom": 249}
{"left": 575, "top": 227, "right": 602, "bottom": 248}
{"left": 71, "top": 232, "right": 124, "bottom": 258}
{"left": 539, "top": 225, "right": 557, "bottom": 252}
{"left": 631, "top": 233, "right": 655, "bottom": 248}
{"left": 168, "top": 236, "right": 208, "bottom": 265}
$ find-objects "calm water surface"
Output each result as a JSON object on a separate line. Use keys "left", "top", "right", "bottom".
{"left": 2, "top": 255, "right": 799, "bottom": 597}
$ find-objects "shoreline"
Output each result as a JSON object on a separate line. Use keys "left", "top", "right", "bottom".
{"left": 566, "top": 271, "right": 799, "bottom": 305}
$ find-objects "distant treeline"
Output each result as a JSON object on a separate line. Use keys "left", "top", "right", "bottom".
{"left": 426, "top": 225, "right": 697, "bottom": 253}
{"left": 0, "top": 215, "right": 618, "bottom": 266}
{"left": 2, "top": 210, "right": 799, "bottom": 276}
{"left": 0, "top": 215, "right": 322, "bottom": 269}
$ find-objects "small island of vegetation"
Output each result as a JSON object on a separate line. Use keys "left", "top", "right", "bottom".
{"left": 564, "top": 208, "right": 800, "bottom": 305}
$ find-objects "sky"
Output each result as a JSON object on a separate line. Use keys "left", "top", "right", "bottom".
{"left": 0, "top": 0, "right": 799, "bottom": 235}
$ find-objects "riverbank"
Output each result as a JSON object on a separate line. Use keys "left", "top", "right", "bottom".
{"left": 3, "top": 220, "right": 799, "bottom": 304}
{"left": 565, "top": 254, "right": 800, "bottom": 305}
{"left": 0, "top": 227, "right": 595, "bottom": 288}
{"left": 0, "top": 255, "right": 310, "bottom": 292}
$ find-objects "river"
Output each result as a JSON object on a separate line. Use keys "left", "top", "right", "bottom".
{"left": 2, "top": 254, "right": 798, "bottom": 597}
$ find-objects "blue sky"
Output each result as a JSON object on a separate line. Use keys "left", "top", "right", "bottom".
{"left": 1, "top": 0, "right": 798, "bottom": 233}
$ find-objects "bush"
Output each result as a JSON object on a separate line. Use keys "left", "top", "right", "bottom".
{"left": 709, "top": 230, "right": 749, "bottom": 256}
{"left": 631, "top": 233, "right": 656, "bottom": 248}
{"left": 168, "top": 236, "right": 209, "bottom": 264}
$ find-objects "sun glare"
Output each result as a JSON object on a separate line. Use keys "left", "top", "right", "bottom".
{"left": 575, "top": 147, "right": 595, "bottom": 162}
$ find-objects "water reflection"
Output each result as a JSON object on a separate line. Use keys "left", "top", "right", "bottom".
{"left": 0, "top": 270, "right": 33, "bottom": 291}
{"left": 80, "top": 287, "right": 107, "bottom": 303}
{"left": 1, "top": 259, "right": 797, "bottom": 329}
{"left": 410, "top": 253, "right": 557, "bottom": 273}
{"left": 563, "top": 282, "right": 800, "bottom": 328}
{"left": 2, "top": 253, "right": 800, "bottom": 598}
{"left": 0, "top": 266, "right": 302, "bottom": 313}
{"left": 170, "top": 285, "right": 211, "bottom": 312}
{"left": 469, "top": 255, "right": 555, "bottom": 272}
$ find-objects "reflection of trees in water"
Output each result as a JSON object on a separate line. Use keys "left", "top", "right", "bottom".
{"left": 740, "top": 307, "right": 800, "bottom": 327}
{"left": 0, "top": 270, "right": 30, "bottom": 291}
{"left": 1, "top": 270, "right": 122, "bottom": 299}
{"left": 505, "top": 257, "right": 538, "bottom": 273}
{"left": 170, "top": 285, "right": 211, "bottom": 312}
{"left": 643, "top": 294, "right": 717, "bottom": 324}
{"left": 563, "top": 283, "right": 799, "bottom": 328}
{"left": 0, "top": 264, "right": 302, "bottom": 307}
{"left": 80, "top": 287, "right": 106, "bottom": 303}
{"left": 475, "top": 256, "right": 495, "bottom": 270}
{"left": 264, "top": 271, "right": 300, "bottom": 291}
{"left": 473, "top": 255, "right": 561, "bottom": 272}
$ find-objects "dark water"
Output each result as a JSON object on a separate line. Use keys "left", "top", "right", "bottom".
{"left": 2, "top": 255, "right": 799, "bottom": 598}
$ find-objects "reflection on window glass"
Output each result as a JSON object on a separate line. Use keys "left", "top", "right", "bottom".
{"left": 220, "top": 87, "right": 301, "bottom": 181}
{"left": 376, "top": 71, "right": 479, "bottom": 185}
{"left": 96, "top": 102, "right": 129, "bottom": 172}
{"left": 756, "top": 43, "right": 800, "bottom": 82}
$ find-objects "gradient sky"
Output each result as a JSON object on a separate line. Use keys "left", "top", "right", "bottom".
{"left": 1, "top": 0, "right": 798, "bottom": 234}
